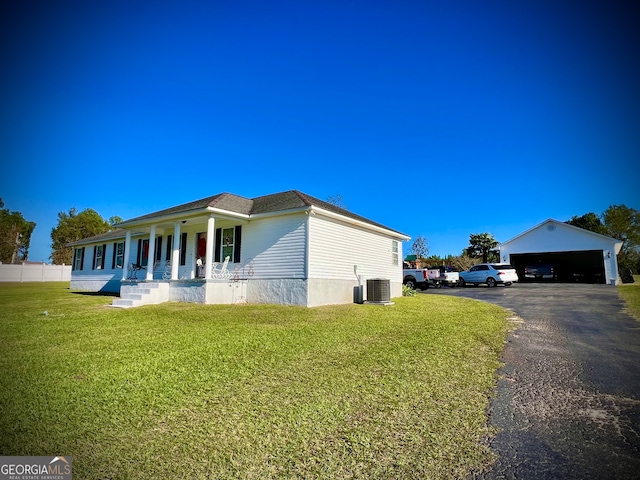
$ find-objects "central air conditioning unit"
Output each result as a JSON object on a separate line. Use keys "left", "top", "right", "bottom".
{"left": 366, "top": 278, "right": 391, "bottom": 304}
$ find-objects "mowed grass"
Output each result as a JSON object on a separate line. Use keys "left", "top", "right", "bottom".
{"left": 619, "top": 275, "right": 640, "bottom": 321}
{"left": 0, "top": 282, "right": 512, "bottom": 479}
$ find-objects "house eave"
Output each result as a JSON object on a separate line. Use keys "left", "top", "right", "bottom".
{"left": 115, "top": 207, "right": 248, "bottom": 229}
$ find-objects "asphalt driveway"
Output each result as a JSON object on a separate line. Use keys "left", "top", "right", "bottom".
{"left": 423, "top": 283, "right": 640, "bottom": 479}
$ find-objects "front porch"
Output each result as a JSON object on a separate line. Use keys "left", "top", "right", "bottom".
{"left": 112, "top": 278, "right": 249, "bottom": 308}
{"left": 119, "top": 212, "right": 246, "bottom": 285}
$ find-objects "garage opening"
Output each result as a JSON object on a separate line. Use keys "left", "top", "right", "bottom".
{"left": 510, "top": 250, "right": 605, "bottom": 283}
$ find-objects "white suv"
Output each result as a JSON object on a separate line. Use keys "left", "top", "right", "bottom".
{"left": 459, "top": 263, "right": 519, "bottom": 287}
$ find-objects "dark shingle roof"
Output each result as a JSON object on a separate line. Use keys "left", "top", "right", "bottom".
{"left": 67, "top": 228, "right": 128, "bottom": 246}
{"left": 117, "top": 193, "right": 259, "bottom": 225}
{"left": 114, "top": 190, "right": 405, "bottom": 236}
{"left": 258, "top": 191, "right": 405, "bottom": 235}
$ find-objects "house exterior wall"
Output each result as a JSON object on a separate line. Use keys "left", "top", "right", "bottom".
{"left": 70, "top": 210, "right": 406, "bottom": 305}
{"left": 242, "top": 214, "right": 307, "bottom": 279}
{"left": 69, "top": 242, "right": 123, "bottom": 293}
{"left": 308, "top": 214, "right": 403, "bottom": 281}
{"left": 307, "top": 213, "right": 403, "bottom": 305}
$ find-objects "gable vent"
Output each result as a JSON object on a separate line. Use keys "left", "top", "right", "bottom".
{"left": 367, "top": 278, "right": 390, "bottom": 303}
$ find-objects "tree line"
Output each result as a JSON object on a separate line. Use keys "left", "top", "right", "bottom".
{"left": 1, "top": 198, "right": 638, "bottom": 274}
{"left": 0, "top": 199, "right": 120, "bottom": 265}
{"left": 409, "top": 204, "right": 640, "bottom": 274}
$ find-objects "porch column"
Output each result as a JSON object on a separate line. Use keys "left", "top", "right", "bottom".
{"left": 122, "top": 230, "right": 132, "bottom": 280}
{"left": 205, "top": 215, "right": 215, "bottom": 279}
{"left": 171, "top": 222, "right": 181, "bottom": 280}
{"left": 146, "top": 225, "right": 156, "bottom": 280}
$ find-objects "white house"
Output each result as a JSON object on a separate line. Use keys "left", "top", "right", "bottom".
{"left": 69, "top": 190, "right": 410, "bottom": 307}
{"left": 498, "top": 219, "right": 623, "bottom": 285}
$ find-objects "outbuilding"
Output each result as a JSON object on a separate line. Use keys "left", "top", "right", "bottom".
{"left": 498, "top": 219, "right": 623, "bottom": 285}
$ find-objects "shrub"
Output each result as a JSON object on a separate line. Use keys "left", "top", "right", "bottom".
{"left": 402, "top": 284, "right": 416, "bottom": 296}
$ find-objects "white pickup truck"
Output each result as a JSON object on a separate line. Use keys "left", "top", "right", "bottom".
{"left": 403, "top": 266, "right": 460, "bottom": 290}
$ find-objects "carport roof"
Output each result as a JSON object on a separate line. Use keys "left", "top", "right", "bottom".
{"left": 499, "top": 218, "right": 623, "bottom": 254}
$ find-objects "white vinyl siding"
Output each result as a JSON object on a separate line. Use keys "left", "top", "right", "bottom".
{"left": 242, "top": 214, "right": 307, "bottom": 279}
{"left": 308, "top": 214, "right": 403, "bottom": 282}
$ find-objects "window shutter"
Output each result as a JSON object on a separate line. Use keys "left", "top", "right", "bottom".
{"left": 136, "top": 239, "right": 142, "bottom": 265}
{"left": 92, "top": 246, "right": 97, "bottom": 270}
{"left": 166, "top": 235, "right": 172, "bottom": 261}
{"left": 72, "top": 249, "right": 77, "bottom": 271}
{"left": 156, "top": 236, "right": 163, "bottom": 262}
{"left": 234, "top": 226, "right": 242, "bottom": 263}
{"left": 214, "top": 228, "right": 221, "bottom": 262}
{"left": 180, "top": 232, "right": 187, "bottom": 266}
{"left": 80, "top": 247, "right": 85, "bottom": 270}
{"left": 101, "top": 244, "right": 107, "bottom": 269}
{"left": 112, "top": 243, "right": 116, "bottom": 269}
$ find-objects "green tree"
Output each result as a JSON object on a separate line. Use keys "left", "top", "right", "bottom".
{"left": 465, "top": 233, "right": 499, "bottom": 263}
{"left": 50, "top": 208, "right": 112, "bottom": 265}
{"left": 109, "top": 215, "right": 123, "bottom": 226}
{"left": 602, "top": 205, "right": 640, "bottom": 273}
{"left": 0, "top": 198, "right": 36, "bottom": 263}
{"left": 566, "top": 212, "right": 608, "bottom": 235}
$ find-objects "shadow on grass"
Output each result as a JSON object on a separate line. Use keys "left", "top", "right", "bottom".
{"left": 70, "top": 291, "right": 118, "bottom": 297}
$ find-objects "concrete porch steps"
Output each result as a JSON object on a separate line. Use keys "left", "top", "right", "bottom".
{"left": 111, "top": 282, "right": 170, "bottom": 308}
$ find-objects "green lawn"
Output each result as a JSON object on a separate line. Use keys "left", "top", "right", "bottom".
{"left": 619, "top": 275, "right": 640, "bottom": 321}
{"left": 0, "top": 282, "right": 512, "bottom": 479}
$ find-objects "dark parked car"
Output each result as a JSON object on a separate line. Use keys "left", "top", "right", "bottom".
{"left": 524, "top": 264, "right": 556, "bottom": 281}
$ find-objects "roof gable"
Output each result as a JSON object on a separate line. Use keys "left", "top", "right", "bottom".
{"left": 499, "top": 218, "right": 623, "bottom": 253}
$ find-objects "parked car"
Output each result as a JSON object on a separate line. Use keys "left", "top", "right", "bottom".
{"left": 459, "top": 263, "right": 519, "bottom": 287}
{"left": 402, "top": 265, "right": 460, "bottom": 290}
{"left": 571, "top": 266, "right": 603, "bottom": 283}
{"left": 524, "top": 264, "right": 556, "bottom": 281}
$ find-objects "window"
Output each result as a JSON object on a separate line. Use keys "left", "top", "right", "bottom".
{"left": 93, "top": 244, "right": 106, "bottom": 270}
{"left": 73, "top": 247, "right": 85, "bottom": 271}
{"left": 112, "top": 242, "right": 124, "bottom": 269}
{"left": 392, "top": 240, "right": 399, "bottom": 266}
{"left": 470, "top": 265, "right": 489, "bottom": 272}
{"left": 222, "top": 227, "right": 234, "bottom": 262}
{"left": 215, "top": 226, "right": 242, "bottom": 263}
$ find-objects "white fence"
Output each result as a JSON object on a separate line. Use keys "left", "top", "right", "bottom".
{"left": 0, "top": 263, "right": 72, "bottom": 282}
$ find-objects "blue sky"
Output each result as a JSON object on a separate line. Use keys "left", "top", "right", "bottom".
{"left": 1, "top": 0, "right": 638, "bottom": 262}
